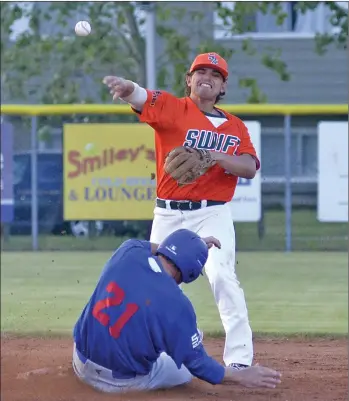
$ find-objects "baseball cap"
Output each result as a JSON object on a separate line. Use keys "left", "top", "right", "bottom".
{"left": 190, "top": 52, "right": 229, "bottom": 79}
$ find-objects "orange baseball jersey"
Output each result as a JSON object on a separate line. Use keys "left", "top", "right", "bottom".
{"left": 133, "top": 90, "right": 260, "bottom": 202}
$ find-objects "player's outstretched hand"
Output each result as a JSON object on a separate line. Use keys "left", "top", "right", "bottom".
{"left": 201, "top": 236, "right": 221, "bottom": 249}
{"left": 102, "top": 76, "right": 133, "bottom": 101}
{"left": 229, "top": 364, "right": 282, "bottom": 389}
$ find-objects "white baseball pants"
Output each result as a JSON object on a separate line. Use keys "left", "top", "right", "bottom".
{"left": 150, "top": 203, "right": 253, "bottom": 366}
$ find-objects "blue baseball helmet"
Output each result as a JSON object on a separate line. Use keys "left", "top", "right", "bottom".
{"left": 156, "top": 229, "right": 208, "bottom": 283}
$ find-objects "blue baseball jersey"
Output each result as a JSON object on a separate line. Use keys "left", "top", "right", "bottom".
{"left": 73, "top": 239, "right": 225, "bottom": 385}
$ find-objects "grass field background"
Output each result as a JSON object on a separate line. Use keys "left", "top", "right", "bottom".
{"left": 1, "top": 251, "right": 347, "bottom": 335}
{"left": 2, "top": 210, "right": 348, "bottom": 252}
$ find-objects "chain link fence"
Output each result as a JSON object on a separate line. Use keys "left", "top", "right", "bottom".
{"left": 1, "top": 107, "right": 347, "bottom": 252}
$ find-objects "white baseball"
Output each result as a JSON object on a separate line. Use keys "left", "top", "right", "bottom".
{"left": 85, "top": 143, "right": 94, "bottom": 153}
{"left": 75, "top": 21, "right": 91, "bottom": 36}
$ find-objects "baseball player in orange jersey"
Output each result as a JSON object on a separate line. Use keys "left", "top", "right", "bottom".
{"left": 103, "top": 52, "right": 260, "bottom": 370}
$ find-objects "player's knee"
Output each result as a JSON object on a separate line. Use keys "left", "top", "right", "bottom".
{"left": 205, "top": 261, "right": 237, "bottom": 284}
{"left": 206, "top": 266, "right": 243, "bottom": 294}
{"left": 205, "top": 268, "right": 225, "bottom": 287}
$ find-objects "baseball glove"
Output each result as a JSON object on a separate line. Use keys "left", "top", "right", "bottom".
{"left": 164, "top": 146, "right": 216, "bottom": 185}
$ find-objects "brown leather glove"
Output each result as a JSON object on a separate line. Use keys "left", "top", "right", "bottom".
{"left": 164, "top": 146, "right": 216, "bottom": 185}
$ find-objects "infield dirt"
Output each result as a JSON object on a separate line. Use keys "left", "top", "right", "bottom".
{"left": 2, "top": 335, "right": 347, "bottom": 401}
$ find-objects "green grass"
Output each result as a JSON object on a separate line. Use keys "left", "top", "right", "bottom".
{"left": 186, "top": 252, "right": 348, "bottom": 335}
{"left": 1, "top": 252, "right": 347, "bottom": 336}
{"left": 236, "top": 209, "right": 348, "bottom": 251}
{"left": 1, "top": 210, "right": 348, "bottom": 252}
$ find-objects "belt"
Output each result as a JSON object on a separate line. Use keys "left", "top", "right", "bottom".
{"left": 156, "top": 198, "right": 226, "bottom": 211}
{"left": 75, "top": 346, "right": 137, "bottom": 380}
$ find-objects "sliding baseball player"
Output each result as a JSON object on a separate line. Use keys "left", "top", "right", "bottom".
{"left": 73, "top": 229, "right": 281, "bottom": 392}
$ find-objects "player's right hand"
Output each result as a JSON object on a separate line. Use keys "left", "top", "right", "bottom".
{"left": 102, "top": 76, "right": 133, "bottom": 101}
{"left": 228, "top": 364, "right": 282, "bottom": 389}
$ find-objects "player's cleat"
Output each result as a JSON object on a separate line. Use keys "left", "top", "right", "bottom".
{"left": 229, "top": 363, "right": 249, "bottom": 371}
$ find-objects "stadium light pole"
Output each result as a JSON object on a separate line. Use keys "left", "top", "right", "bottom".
{"left": 142, "top": 1, "right": 156, "bottom": 90}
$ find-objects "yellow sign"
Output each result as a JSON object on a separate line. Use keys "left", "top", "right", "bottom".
{"left": 63, "top": 123, "right": 156, "bottom": 220}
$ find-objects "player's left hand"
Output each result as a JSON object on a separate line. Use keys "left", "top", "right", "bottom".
{"left": 202, "top": 236, "right": 221, "bottom": 249}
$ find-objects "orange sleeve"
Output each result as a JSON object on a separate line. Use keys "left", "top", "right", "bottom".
{"left": 132, "top": 89, "right": 181, "bottom": 131}
{"left": 237, "top": 121, "right": 261, "bottom": 170}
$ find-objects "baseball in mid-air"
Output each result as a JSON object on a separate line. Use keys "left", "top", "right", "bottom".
{"left": 75, "top": 21, "right": 91, "bottom": 36}
{"left": 85, "top": 143, "right": 95, "bottom": 153}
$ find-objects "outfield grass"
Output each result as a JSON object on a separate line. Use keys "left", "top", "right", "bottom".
{"left": 1, "top": 210, "right": 348, "bottom": 252}
{"left": 1, "top": 252, "right": 347, "bottom": 336}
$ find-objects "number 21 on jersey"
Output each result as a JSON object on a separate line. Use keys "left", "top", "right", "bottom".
{"left": 92, "top": 281, "right": 139, "bottom": 338}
